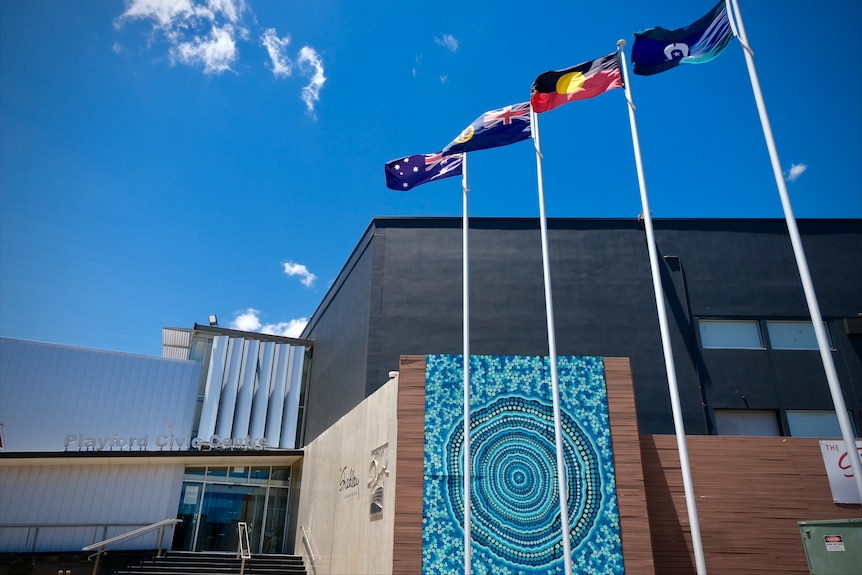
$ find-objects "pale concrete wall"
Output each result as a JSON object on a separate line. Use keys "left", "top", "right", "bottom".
{"left": 294, "top": 375, "right": 398, "bottom": 575}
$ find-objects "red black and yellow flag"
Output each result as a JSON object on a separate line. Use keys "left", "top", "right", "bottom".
{"left": 530, "top": 52, "right": 623, "bottom": 113}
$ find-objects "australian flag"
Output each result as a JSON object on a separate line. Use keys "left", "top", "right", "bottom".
{"left": 441, "top": 102, "right": 532, "bottom": 155}
{"left": 384, "top": 152, "right": 463, "bottom": 191}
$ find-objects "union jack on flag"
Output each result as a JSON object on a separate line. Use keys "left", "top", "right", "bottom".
{"left": 385, "top": 152, "right": 463, "bottom": 191}
{"left": 483, "top": 102, "right": 531, "bottom": 129}
{"left": 442, "top": 101, "right": 532, "bottom": 155}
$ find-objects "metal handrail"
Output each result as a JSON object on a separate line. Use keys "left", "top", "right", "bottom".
{"left": 237, "top": 521, "right": 251, "bottom": 575}
{"left": 300, "top": 524, "right": 316, "bottom": 564}
{"left": 82, "top": 518, "right": 181, "bottom": 575}
{"left": 1, "top": 523, "right": 148, "bottom": 553}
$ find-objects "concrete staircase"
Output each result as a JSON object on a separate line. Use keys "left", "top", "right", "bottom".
{"left": 113, "top": 552, "right": 306, "bottom": 575}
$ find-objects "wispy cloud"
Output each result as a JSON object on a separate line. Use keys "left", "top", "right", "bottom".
{"left": 434, "top": 33, "right": 459, "bottom": 53}
{"left": 116, "top": 1, "right": 327, "bottom": 112}
{"left": 230, "top": 308, "right": 307, "bottom": 338}
{"left": 283, "top": 260, "right": 317, "bottom": 287}
{"left": 261, "top": 28, "right": 292, "bottom": 77}
{"left": 117, "top": 0, "right": 247, "bottom": 74}
{"left": 786, "top": 163, "right": 808, "bottom": 183}
{"left": 172, "top": 24, "right": 239, "bottom": 74}
{"left": 298, "top": 46, "right": 326, "bottom": 115}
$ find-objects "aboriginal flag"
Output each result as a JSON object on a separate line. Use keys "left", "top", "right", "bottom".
{"left": 530, "top": 52, "right": 623, "bottom": 114}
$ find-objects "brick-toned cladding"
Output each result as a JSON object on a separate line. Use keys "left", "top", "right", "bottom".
{"left": 642, "top": 435, "right": 861, "bottom": 574}
{"left": 392, "top": 355, "right": 861, "bottom": 574}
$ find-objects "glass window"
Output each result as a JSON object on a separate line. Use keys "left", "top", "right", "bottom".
{"left": 698, "top": 319, "right": 764, "bottom": 349}
{"left": 250, "top": 466, "right": 270, "bottom": 484}
{"left": 714, "top": 409, "right": 780, "bottom": 436}
{"left": 229, "top": 466, "right": 249, "bottom": 483}
{"left": 184, "top": 467, "right": 207, "bottom": 481}
{"left": 766, "top": 321, "right": 831, "bottom": 350}
{"left": 787, "top": 410, "right": 855, "bottom": 438}
{"left": 270, "top": 467, "right": 291, "bottom": 487}
{"left": 206, "top": 467, "right": 228, "bottom": 482}
{"left": 189, "top": 336, "right": 213, "bottom": 362}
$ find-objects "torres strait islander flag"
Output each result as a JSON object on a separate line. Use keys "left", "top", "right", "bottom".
{"left": 384, "top": 152, "right": 463, "bottom": 191}
{"left": 530, "top": 53, "right": 623, "bottom": 113}
{"left": 632, "top": 0, "right": 734, "bottom": 76}
{"left": 441, "top": 102, "right": 532, "bottom": 155}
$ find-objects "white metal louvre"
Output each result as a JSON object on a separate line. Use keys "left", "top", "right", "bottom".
{"left": 196, "top": 336, "right": 304, "bottom": 449}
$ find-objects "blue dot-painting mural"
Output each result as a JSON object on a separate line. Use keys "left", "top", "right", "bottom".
{"left": 423, "top": 355, "right": 623, "bottom": 574}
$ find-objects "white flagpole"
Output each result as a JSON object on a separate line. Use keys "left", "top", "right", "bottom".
{"left": 728, "top": 0, "right": 862, "bottom": 499}
{"left": 617, "top": 40, "right": 708, "bottom": 574}
{"left": 461, "top": 152, "right": 473, "bottom": 575}
{"left": 530, "top": 106, "right": 574, "bottom": 575}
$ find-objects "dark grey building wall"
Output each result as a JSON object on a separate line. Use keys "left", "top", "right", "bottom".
{"left": 301, "top": 225, "right": 376, "bottom": 442}
{"left": 301, "top": 217, "right": 862, "bottom": 441}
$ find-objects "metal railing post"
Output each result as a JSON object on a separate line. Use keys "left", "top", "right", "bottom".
{"left": 157, "top": 525, "right": 166, "bottom": 558}
{"left": 82, "top": 518, "right": 182, "bottom": 571}
{"left": 91, "top": 544, "right": 104, "bottom": 575}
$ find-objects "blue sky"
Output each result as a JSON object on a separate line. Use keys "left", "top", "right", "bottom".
{"left": 1, "top": 0, "right": 860, "bottom": 357}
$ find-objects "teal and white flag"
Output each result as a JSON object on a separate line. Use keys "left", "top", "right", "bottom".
{"left": 632, "top": 0, "right": 734, "bottom": 76}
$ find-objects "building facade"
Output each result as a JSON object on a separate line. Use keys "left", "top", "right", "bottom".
{"left": 291, "top": 216, "right": 861, "bottom": 574}
{"left": 1, "top": 216, "right": 860, "bottom": 573}
{"left": 299, "top": 217, "right": 862, "bottom": 442}
{"left": 0, "top": 326, "right": 310, "bottom": 556}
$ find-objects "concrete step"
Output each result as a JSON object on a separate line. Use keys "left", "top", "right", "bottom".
{"left": 114, "top": 552, "right": 306, "bottom": 575}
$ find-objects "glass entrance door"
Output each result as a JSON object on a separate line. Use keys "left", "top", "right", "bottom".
{"left": 195, "top": 484, "right": 266, "bottom": 552}
{"left": 173, "top": 482, "right": 203, "bottom": 551}
{"left": 172, "top": 466, "right": 291, "bottom": 554}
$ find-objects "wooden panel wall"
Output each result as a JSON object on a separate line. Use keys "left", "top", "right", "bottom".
{"left": 604, "top": 357, "right": 656, "bottom": 574}
{"left": 642, "top": 434, "right": 862, "bottom": 574}
{"left": 392, "top": 355, "right": 426, "bottom": 574}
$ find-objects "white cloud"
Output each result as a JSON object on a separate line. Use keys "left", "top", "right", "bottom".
{"left": 786, "top": 163, "right": 808, "bottom": 183}
{"left": 230, "top": 308, "right": 307, "bottom": 338}
{"left": 206, "top": 0, "right": 245, "bottom": 23}
{"left": 118, "top": 0, "right": 197, "bottom": 29}
{"left": 261, "top": 28, "right": 292, "bottom": 78}
{"left": 298, "top": 46, "right": 326, "bottom": 114}
{"left": 260, "top": 318, "right": 308, "bottom": 338}
{"left": 231, "top": 308, "right": 263, "bottom": 331}
{"left": 116, "top": 0, "right": 329, "bottom": 115}
{"left": 116, "top": 0, "right": 247, "bottom": 74}
{"left": 283, "top": 260, "right": 317, "bottom": 287}
{"left": 119, "top": 0, "right": 246, "bottom": 27}
{"left": 172, "top": 25, "right": 239, "bottom": 74}
{"left": 434, "top": 33, "right": 459, "bottom": 53}
{"left": 439, "top": 74, "right": 448, "bottom": 84}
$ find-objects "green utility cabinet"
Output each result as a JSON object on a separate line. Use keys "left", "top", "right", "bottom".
{"left": 798, "top": 519, "right": 862, "bottom": 575}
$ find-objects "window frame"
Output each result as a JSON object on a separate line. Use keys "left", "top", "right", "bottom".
{"left": 697, "top": 318, "right": 765, "bottom": 350}
{"left": 765, "top": 320, "right": 833, "bottom": 351}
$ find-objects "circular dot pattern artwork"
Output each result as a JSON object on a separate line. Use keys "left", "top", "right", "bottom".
{"left": 422, "top": 355, "right": 623, "bottom": 575}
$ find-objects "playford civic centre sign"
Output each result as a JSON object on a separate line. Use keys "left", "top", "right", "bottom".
{"left": 63, "top": 433, "right": 269, "bottom": 451}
